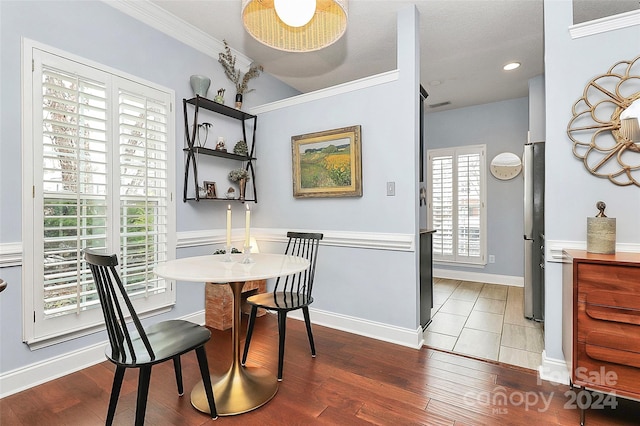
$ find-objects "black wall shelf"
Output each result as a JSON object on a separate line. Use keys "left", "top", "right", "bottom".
{"left": 182, "top": 96, "right": 257, "bottom": 203}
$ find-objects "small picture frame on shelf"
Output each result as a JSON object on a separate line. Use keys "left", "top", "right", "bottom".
{"left": 203, "top": 181, "right": 217, "bottom": 199}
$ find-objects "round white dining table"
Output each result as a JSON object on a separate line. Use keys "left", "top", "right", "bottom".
{"left": 154, "top": 253, "right": 310, "bottom": 416}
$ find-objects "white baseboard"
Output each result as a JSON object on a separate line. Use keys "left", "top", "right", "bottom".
{"left": 538, "top": 350, "right": 569, "bottom": 386}
{"left": 0, "top": 341, "right": 107, "bottom": 398}
{"left": 434, "top": 268, "right": 523, "bottom": 287}
{"left": 0, "top": 311, "right": 205, "bottom": 398}
{"left": 289, "top": 308, "right": 423, "bottom": 349}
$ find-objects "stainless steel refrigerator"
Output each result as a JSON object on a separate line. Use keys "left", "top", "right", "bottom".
{"left": 523, "top": 141, "right": 545, "bottom": 321}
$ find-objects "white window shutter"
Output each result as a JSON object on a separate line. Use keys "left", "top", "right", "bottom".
{"left": 428, "top": 146, "right": 486, "bottom": 266}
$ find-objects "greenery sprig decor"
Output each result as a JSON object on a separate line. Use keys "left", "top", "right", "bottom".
{"left": 218, "top": 40, "right": 263, "bottom": 95}
{"left": 228, "top": 168, "right": 250, "bottom": 182}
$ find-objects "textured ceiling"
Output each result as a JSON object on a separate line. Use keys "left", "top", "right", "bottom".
{"left": 147, "top": 0, "right": 634, "bottom": 112}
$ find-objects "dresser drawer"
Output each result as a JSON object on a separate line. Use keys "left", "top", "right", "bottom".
{"left": 584, "top": 330, "right": 640, "bottom": 368}
{"left": 584, "top": 290, "right": 640, "bottom": 325}
{"left": 576, "top": 263, "right": 640, "bottom": 303}
{"left": 576, "top": 342, "right": 640, "bottom": 399}
{"left": 577, "top": 295, "right": 640, "bottom": 341}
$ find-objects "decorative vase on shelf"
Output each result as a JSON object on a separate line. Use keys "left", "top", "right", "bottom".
{"left": 235, "top": 93, "right": 243, "bottom": 109}
{"left": 190, "top": 75, "right": 210, "bottom": 98}
{"left": 238, "top": 178, "right": 247, "bottom": 201}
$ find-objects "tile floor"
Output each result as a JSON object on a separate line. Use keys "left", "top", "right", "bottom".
{"left": 424, "top": 278, "right": 544, "bottom": 370}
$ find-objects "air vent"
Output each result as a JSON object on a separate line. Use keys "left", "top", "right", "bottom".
{"left": 428, "top": 101, "right": 451, "bottom": 108}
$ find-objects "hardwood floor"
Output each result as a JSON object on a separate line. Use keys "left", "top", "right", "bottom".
{"left": 2, "top": 314, "right": 638, "bottom": 425}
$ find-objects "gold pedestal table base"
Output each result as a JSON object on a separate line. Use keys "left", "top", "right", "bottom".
{"left": 191, "top": 363, "right": 278, "bottom": 415}
{"left": 191, "top": 280, "right": 278, "bottom": 416}
{"left": 153, "top": 254, "right": 311, "bottom": 416}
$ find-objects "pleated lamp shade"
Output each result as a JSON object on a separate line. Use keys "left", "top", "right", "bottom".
{"left": 242, "top": 0, "right": 348, "bottom": 52}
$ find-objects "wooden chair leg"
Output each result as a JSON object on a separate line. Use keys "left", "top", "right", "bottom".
{"left": 242, "top": 305, "right": 258, "bottom": 366}
{"left": 135, "top": 366, "right": 152, "bottom": 426}
{"left": 302, "top": 306, "right": 316, "bottom": 357}
{"left": 277, "top": 311, "right": 288, "bottom": 381}
{"left": 195, "top": 346, "right": 218, "bottom": 419}
{"left": 106, "top": 366, "right": 126, "bottom": 426}
{"left": 173, "top": 355, "right": 184, "bottom": 396}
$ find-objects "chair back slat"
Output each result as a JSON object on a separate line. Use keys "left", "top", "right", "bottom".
{"left": 83, "top": 248, "right": 155, "bottom": 363}
{"left": 274, "top": 232, "right": 323, "bottom": 306}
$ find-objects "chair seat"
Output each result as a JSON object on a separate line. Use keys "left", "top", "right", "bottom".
{"left": 106, "top": 320, "right": 211, "bottom": 367}
{"left": 246, "top": 292, "right": 314, "bottom": 311}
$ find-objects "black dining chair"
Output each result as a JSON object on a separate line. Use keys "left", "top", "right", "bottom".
{"left": 241, "top": 232, "right": 323, "bottom": 381}
{"left": 83, "top": 249, "right": 217, "bottom": 425}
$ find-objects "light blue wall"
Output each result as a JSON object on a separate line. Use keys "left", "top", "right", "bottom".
{"left": 543, "top": 0, "right": 640, "bottom": 361}
{"left": 0, "top": 1, "right": 421, "bottom": 383}
{"left": 425, "top": 97, "right": 529, "bottom": 278}
{"left": 252, "top": 6, "right": 421, "bottom": 328}
{"left": 255, "top": 81, "right": 418, "bottom": 325}
{"left": 0, "top": 0, "right": 297, "bottom": 373}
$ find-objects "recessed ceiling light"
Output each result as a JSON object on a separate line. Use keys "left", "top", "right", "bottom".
{"left": 503, "top": 62, "right": 521, "bottom": 71}
{"left": 429, "top": 80, "right": 442, "bottom": 86}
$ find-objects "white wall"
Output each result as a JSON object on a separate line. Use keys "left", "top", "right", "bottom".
{"left": 543, "top": 0, "right": 640, "bottom": 366}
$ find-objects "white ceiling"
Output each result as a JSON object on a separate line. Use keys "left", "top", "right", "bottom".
{"left": 146, "top": 0, "right": 634, "bottom": 112}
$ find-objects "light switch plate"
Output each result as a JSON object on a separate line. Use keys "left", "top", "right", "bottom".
{"left": 387, "top": 182, "right": 395, "bottom": 196}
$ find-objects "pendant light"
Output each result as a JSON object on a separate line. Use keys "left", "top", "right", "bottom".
{"left": 242, "top": 0, "right": 348, "bottom": 52}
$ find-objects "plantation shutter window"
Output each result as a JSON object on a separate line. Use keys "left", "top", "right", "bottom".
{"left": 118, "top": 89, "right": 170, "bottom": 301}
{"left": 23, "top": 43, "right": 176, "bottom": 345}
{"left": 428, "top": 146, "right": 486, "bottom": 265}
{"left": 41, "top": 66, "right": 109, "bottom": 321}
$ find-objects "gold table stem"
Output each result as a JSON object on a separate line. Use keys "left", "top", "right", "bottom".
{"left": 191, "top": 281, "right": 278, "bottom": 415}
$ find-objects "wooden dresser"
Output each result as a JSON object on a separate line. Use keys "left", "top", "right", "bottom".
{"left": 562, "top": 250, "right": 640, "bottom": 400}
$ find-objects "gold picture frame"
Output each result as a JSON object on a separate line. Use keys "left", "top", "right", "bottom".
{"left": 292, "top": 125, "right": 362, "bottom": 198}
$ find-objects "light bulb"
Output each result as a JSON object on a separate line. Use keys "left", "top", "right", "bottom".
{"left": 274, "top": 0, "right": 316, "bottom": 27}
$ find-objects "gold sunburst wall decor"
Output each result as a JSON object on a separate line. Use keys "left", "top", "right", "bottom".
{"left": 567, "top": 55, "right": 640, "bottom": 187}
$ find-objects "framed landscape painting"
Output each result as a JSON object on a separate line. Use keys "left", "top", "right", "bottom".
{"left": 292, "top": 125, "right": 362, "bottom": 198}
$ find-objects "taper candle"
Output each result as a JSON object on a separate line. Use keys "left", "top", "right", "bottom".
{"left": 245, "top": 204, "right": 251, "bottom": 247}
{"left": 226, "top": 205, "right": 232, "bottom": 247}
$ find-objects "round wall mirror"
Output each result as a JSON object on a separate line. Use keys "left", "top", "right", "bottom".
{"left": 490, "top": 152, "right": 522, "bottom": 180}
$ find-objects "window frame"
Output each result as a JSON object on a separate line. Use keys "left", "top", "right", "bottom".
{"left": 22, "top": 39, "right": 176, "bottom": 347}
{"left": 427, "top": 144, "right": 487, "bottom": 266}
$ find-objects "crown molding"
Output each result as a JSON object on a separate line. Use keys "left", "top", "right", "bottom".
{"left": 570, "top": 9, "right": 640, "bottom": 39}
{"left": 250, "top": 70, "right": 399, "bottom": 115}
{"left": 101, "top": 0, "right": 252, "bottom": 70}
